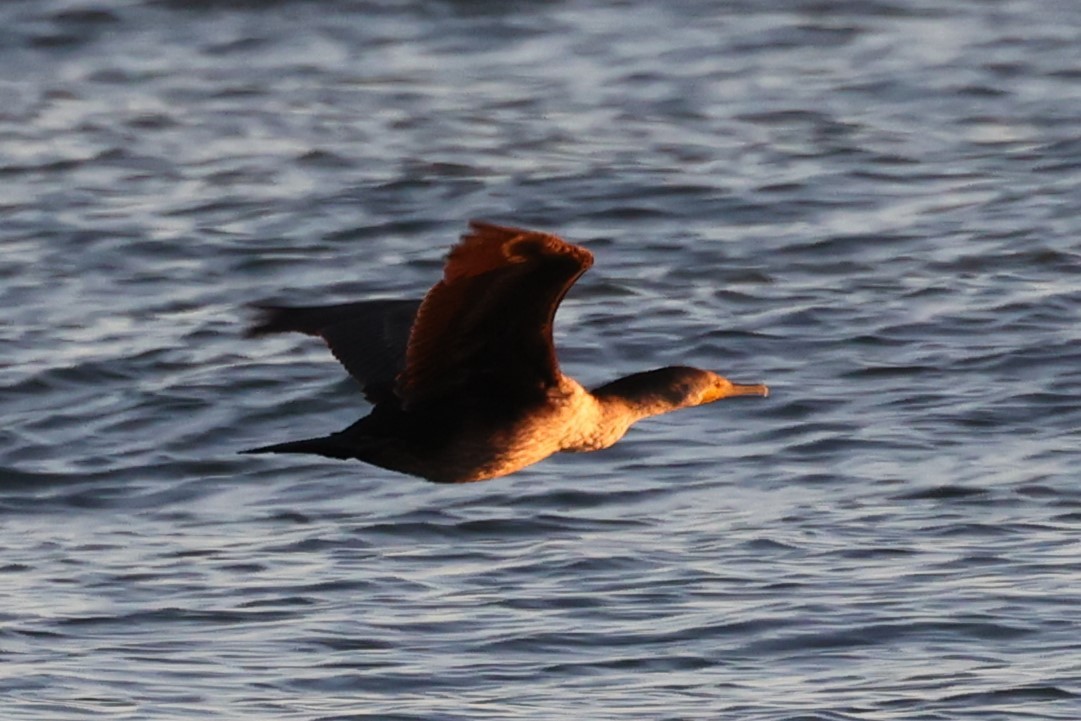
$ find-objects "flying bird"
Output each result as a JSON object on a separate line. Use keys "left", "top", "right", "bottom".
{"left": 243, "top": 221, "right": 768, "bottom": 482}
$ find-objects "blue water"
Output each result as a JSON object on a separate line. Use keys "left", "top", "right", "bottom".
{"left": 2, "top": 1, "right": 1080, "bottom": 719}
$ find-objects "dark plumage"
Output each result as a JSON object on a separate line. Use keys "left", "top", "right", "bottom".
{"left": 243, "top": 221, "right": 768, "bottom": 482}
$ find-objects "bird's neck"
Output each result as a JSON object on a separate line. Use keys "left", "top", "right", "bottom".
{"left": 556, "top": 373, "right": 689, "bottom": 453}
{"left": 591, "top": 371, "right": 692, "bottom": 420}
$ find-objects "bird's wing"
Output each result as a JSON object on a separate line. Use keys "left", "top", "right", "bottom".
{"left": 247, "top": 299, "right": 421, "bottom": 404}
{"left": 396, "top": 220, "right": 593, "bottom": 409}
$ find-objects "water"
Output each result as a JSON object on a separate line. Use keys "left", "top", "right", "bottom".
{"left": 2, "top": 0, "right": 1079, "bottom": 718}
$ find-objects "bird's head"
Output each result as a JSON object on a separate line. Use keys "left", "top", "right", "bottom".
{"left": 667, "top": 367, "right": 769, "bottom": 408}
{"left": 593, "top": 366, "right": 768, "bottom": 416}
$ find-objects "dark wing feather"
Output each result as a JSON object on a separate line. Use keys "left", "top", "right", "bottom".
{"left": 396, "top": 220, "right": 593, "bottom": 409}
{"left": 247, "top": 299, "right": 421, "bottom": 403}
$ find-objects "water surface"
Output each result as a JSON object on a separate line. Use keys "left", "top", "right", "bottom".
{"left": 2, "top": 1, "right": 1080, "bottom": 719}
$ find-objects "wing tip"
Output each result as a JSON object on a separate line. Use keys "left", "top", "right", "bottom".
{"left": 449, "top": 220, "right": 593, "bottom": 279}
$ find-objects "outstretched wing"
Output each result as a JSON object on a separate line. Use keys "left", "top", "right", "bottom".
{"left": 397, "top": 220, "right": 593, "bottom": 409}
{"left": 247, "top": 299, "right": 421, "bottom": 404}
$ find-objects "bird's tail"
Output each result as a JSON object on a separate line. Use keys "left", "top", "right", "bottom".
{"left": 240, "top": 435, "right": 354, "bottom": 460}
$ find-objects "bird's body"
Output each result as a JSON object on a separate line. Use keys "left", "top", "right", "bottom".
{"left": 245, "top": 221, "right": 767, "bottom": 482}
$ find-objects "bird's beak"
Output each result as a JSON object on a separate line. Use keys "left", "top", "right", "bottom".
{"left": 734, "top": 382, "right": 769, "bottom": 398}
{"left": 706, "top": 381, "right": 769, "bottom": 403}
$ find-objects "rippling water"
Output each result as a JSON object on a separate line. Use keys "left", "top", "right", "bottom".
{"left": 3, "top": 1, "right": 1080, "bottom": 719}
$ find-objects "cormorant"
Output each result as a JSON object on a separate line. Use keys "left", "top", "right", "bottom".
{"left": 243, "top": 221, "right": 768, "bottom": 482}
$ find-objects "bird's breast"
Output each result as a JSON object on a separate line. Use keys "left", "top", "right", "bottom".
{"left": 364, "top": 378, "right": 626, "bottom": 482}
